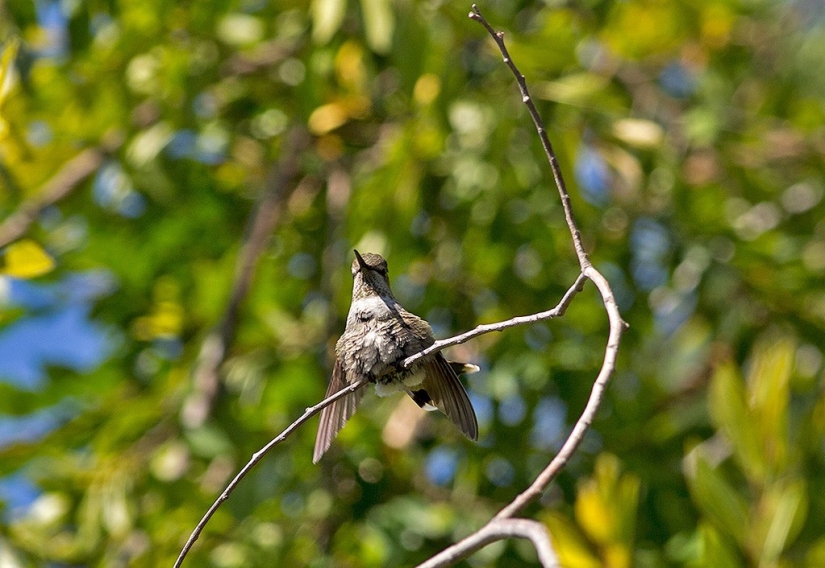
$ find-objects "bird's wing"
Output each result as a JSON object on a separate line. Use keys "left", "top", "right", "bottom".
{"left": 394, "top": 306, "right": 436, "bottom": 350}
{"left": 419, "top": 353, "right": 478, "bottom": 441}
{"left": 313, "top": 359, "right": 365, "bottom": 463}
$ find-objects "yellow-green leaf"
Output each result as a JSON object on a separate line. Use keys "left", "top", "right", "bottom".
{"left": 755, "top": 478, "right": 807, "bottom": 562}
{"left": 2, "top": 239, "right": 55, "bottom": 278}
{"left": 0, "top": 37, "right": 19, "bottom": 106}
{"left": 542, "top": 511, "right": 601, "bottom": 568}
{"left": 576, "top": 476, "right": 615, "bottom": 545}
{"left": 686, "top": 452, "right": 749, "bottom": 546}
{"left": 0, "top": 38, "right": 19, "bottom": 142}
{"left": 708, "top": 362, "right": 766, "bottom": 481}
{"left": 698, "top": 522, "right": 743, "bottom": 568}
{"left": 747, "top": 334, "right": 794, "bottom": 472}
{"left": 359, "top": 0, "right": 394, "bottom": 54}
{"left": 312, "top": 0, "right": 347, "bottom": 45}
{"left": 574, "top": 453, "right": 639, "bottom": 568}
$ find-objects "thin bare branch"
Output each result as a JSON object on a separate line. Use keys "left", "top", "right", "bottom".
{"left": 469, "top": 5, "right": 589, "bottom": 269}
{"left": 416, "top": 518, "right": 560, "bottom": 568}
{"left": 0, "top": 146, "right": 110, "bottom": 248}
{"left": 174, "top": 378, "right": 368, "bottom": 568}
{"left": 469, "top": 0, "right": 626, "bottom": 512}
{"left": 403, "top": 272, "right": 587, "bottom": 368}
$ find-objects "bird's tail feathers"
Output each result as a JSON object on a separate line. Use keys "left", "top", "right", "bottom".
{"left": 313, "top": 361, "right": 364, "bottom": 463}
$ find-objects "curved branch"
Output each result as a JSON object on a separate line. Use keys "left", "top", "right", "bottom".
{"left": 494, "top": 265, "right": 624, "bottom": 519}
{"left": 415, "top": 4, "right": 628, "bottom": 564}
{"left": 174, "top": 378, "right": 368, "bottom": 568}
{"left": 178, "top": 8, "right": 628, "bottom": 568}
{"left": 416, "top": 518, "right": 560, "bottom": 568}
{"left": 469, "top": 0, "right": 627, "bottom": 509}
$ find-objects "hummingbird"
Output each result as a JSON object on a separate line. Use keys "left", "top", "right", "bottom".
{"left": 313, "top": 250, "right": 478, "bottom": 463}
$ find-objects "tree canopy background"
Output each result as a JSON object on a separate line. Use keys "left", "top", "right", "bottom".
{"left": 1, "top": 0, "right": 824, "bottom": 566}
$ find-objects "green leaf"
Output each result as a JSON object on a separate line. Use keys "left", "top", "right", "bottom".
{"left": 686, "top": 453, "right": 749, "bottom": 546}
{"left": 708, "top": 362, "right": 766, "bottom": 481}
{"left": 698, "top": 522, "right": 743, "bottom": 568}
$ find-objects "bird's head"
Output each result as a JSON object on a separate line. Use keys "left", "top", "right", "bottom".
{"left": 351, "top": 250, "right": 393, "bottom": 299}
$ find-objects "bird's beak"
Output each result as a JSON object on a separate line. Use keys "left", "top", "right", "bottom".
{"left": 354, "top": 249, "right": 368, "bottom": 271}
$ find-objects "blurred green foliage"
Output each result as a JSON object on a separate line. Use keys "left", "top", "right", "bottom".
{"left": 1, "top": 0, "right": 824, "bottom": 566}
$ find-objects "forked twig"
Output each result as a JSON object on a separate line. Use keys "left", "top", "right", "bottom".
{"left": 417, "top": 519, "right": 560, "bottom": 568}
{"left": 414, "top": 6, "right": 627, "bottom": 566}
{"left": 404, "top": 273, "right": 587, "bottom": 368}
